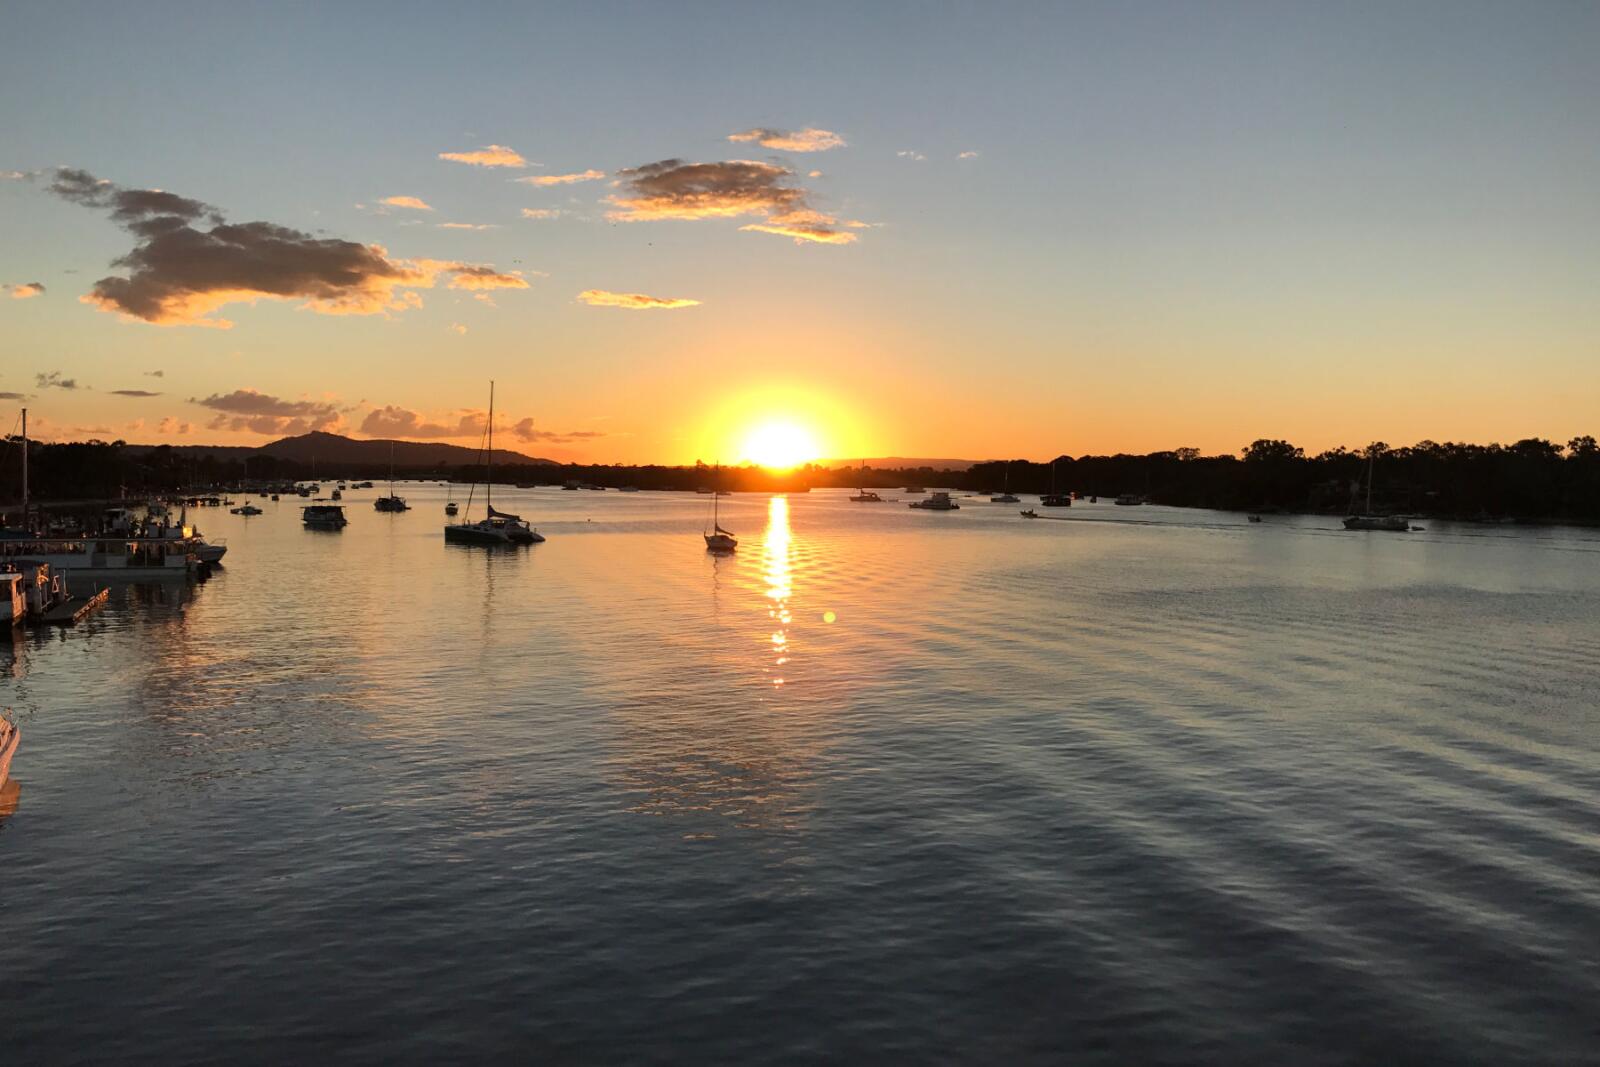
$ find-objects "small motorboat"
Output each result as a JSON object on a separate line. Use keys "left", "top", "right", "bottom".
{"left": 444, "top": 502, "right": 459, "bottom": 516}
{"left": 990, "top": 493, "right": 1020, "bottom": 503}
{"left": 1020, "top": 508, "right": 1038, "bottom": 518}
{"left": 195, "top": 539, "right": 227, "bottom": 564}
{"left": 850, "top": 490, "right": 884, "bottom": 502}
{"left": 231, "top": 503, "right": 263, "bottom": 515}
{"left": 1247, "top": 514, "right": 1263, "bottom": 523}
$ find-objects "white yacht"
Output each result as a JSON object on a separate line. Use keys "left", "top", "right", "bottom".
{"left": 909, "top": 491, "right": 960, "bottom": 511}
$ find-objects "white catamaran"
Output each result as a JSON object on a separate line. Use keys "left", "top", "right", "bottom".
{"left": 444, "top": 382, "right": 543, "bottom": 545}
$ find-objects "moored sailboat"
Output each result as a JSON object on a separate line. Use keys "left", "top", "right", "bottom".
{"left": 374, "top": 442, "right": 410, "bottom": 512}
{"left": 445, "top": 381, "right": 544, "bottom": 545}
{"left": 703, "top": 466, "right": 737, "bottom": 552}
{"left": 1344, "top": 449, "right": 1410, "bottom": 531}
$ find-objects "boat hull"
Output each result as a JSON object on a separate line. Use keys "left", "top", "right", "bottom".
{"left": 704, "top": 533, "right": 737, "bottom": 552}
{"left": 0, "top": 720, "right": 18, "bottom": 784}
{"left": 1344, "top": 515, "right": 1410, "bottom": 531}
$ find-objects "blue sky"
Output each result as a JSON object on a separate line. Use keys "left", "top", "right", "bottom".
{"left": 3, "top": 1, "right": 1596, "bottom": 461}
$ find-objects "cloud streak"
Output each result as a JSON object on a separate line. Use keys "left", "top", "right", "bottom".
{"left": 48, "top": 168, "right": 526, "bottom": 327}
{"left": 577, "top": 289, "right": 701, "bottom": 310}
{"left": 438, "top": 144, "right": 528, "bottom": 168}
{"left": 7, "top": 282, "right": 44, "bottom": 299}
{"left": 727, "top": 127, "right": 845, "bottom": 152}
{"left": 515, "top": 169, "right": 605, "bottom": 186}
{"left": 381, "top": 195, "right": 433, "bottom": 211}
{"left": 111, "top": 389, "right": 162, "bottom": 397}
{"left": 606, "top": 159, "right": 856, "bottom": 244}
{"left": 510, "top": 419, "right": 606, "bottom": 444}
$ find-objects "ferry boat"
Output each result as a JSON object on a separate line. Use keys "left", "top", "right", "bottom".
{"left": 1, "top": 534, "right": 197, "bottom": 579}
{"left": 302, "top": 505, "right": 348, "bottom": 530}
{"left": 909, "top": 491, "right": 960, "bottom": 511}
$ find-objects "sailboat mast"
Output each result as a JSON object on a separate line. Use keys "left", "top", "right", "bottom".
{"left": 1366, "top": 452, "right": 1374, "bottom": 513}
{"left": 20, "top": 407, "right": 27, "bottom": 523}
{"left": 486, "top": 380, "right": 494, "bottom": 511}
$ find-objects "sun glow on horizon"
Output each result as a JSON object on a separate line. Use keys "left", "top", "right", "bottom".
{"left": 741, "top": 420, "right": 820, "bottom": 469}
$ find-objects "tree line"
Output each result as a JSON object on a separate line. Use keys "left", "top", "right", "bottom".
{"left": 5, "top": 436, "right": 1600, "bottom": 522}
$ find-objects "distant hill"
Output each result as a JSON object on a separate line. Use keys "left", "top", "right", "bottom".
{"left": 824, "top": 456, "right": 981, "bottom": 472}
{"left": 258, "top": 431, "right": 553, "bottom": 467}
{"left": 120, "top": 431, "right": 554, "bottom": 468}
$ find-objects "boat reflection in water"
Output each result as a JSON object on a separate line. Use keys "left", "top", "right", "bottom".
{"left": 764, "top": 496, "right": 793, "bottom": 689}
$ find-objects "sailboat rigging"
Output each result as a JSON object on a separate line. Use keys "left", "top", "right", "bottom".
{"left": 443, "top": 381, "right": 544, "bottom": 545}
{"left": 703, "top": 465, "right": 737, "bottom": 552}
{"left": 374, "top": 441, "right": 410, "bottom": 511}
{"left": 1343, "top": 450, "right": 1409, "bottom": 531}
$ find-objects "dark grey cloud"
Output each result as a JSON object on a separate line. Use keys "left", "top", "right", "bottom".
{"left": 47, "top": 168, "right": 527, "bottom": 327}
{"left": 192, "top": 388, "right": 344, "bottom": 435}
{"left": 36, "top": 371, "right": 80, "bottom": 390}
{"left": 0, "top": 391, "right": 25, "bottom": 401}
{"left": 111, "top": 389, "right": 162, "bottom": 397}
{"left": 145, "top": 369, "right": 164, "bottom": 377}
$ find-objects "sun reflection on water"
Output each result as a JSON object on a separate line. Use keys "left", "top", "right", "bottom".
{"left": 764, "top": 496, "right": 793, "bottom": 688}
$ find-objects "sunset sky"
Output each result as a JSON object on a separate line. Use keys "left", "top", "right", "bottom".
{"left": 3, "top": 2, "right": 1597, "bottom": 464}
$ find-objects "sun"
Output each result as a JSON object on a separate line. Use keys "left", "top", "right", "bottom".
{"left": 741, "top": 421, "right": 820, "bottom": 469}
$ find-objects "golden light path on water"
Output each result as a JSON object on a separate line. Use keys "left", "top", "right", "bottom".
{"left": 763, "top": 495, "right": 792, "bottom": 688}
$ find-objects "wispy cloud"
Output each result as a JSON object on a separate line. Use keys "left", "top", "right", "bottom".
{"left": 727, "top": 127, "right": 846, "bottom": 153}
{"left": 511, "top": 419, "right": 606, "bottom": 444}
{"left": 145, "top": 369, "right": 164, "bottom": 377}
{"left": 0, "top": 391, "right": 25, "bottom": 401}
{"left": 958, "top": 150, "right": 979, "bottom": 159}
{"left": 48, "top": 168, "right": 526, "bottom": 327}
{"left": 449, "top": 322, "right": 467, "bottom": 335}
{"left": 514, "top": 169, "right": 605, "bottom": 187}
{"left": 897, "top": 150, "right": 926, "bottom": 161}
{"left": 192, "top": 388, "right": 343, "bottom": 435}
{"left": 606, "top": 159, "right": 856, "bottom": 245}
{"left": 157, "top": 416, "right": 192, "bottom": 435}
{"left": 577, "top": 288, "right": 701, "bottom": 310}
{"left": 36, "top": 371, "right": 80, "bottom": 390}
{"left": 381, "top": 195, "right": 433, "bottom": 211}
{"left": 111, "top": 388, "right": 162, "bottom": 397}
{"left": 438, "top": 144, "right": 528, "bottom": 168}
{"left": 6, "top": 282, "right": 44, "bottom": 299}
{"left": 520, "top": 208, "right": 561, "bottom": 220}
{"left": 436, "top": 222, "right": 498, "bottom": 230}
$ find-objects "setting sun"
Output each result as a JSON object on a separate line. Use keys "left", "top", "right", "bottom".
{"left": 741, "top": 421, "right": 820, "bottom": 469}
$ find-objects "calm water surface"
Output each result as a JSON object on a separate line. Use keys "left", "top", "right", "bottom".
{"left": 3, "top": 487, "right": 1598, "bottom": 1063}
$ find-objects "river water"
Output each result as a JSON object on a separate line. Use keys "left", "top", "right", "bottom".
{"left": 3, "top": 486, "right": 1597, "bottom": 1063}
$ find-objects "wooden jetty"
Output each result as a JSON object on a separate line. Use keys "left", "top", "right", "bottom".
{"left": 37, "top": 587, "right": 109, "bottom": 626}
